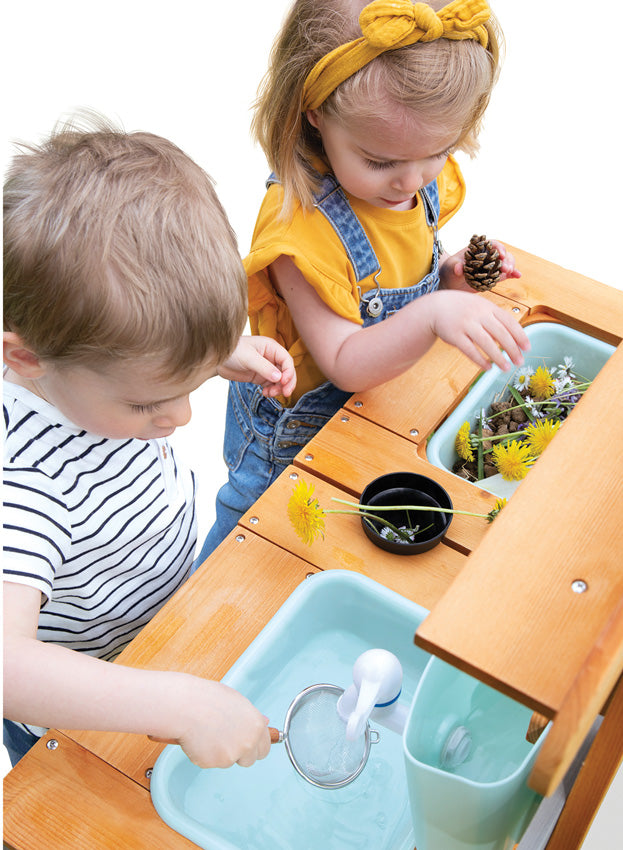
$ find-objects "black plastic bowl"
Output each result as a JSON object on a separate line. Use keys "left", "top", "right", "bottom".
{"left": 359, "top": 472, "right": 453, "bottom": 555}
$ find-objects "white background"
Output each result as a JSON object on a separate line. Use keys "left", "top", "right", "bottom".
{"left": 3, "top": 1, "right": 622, "bottom": 838}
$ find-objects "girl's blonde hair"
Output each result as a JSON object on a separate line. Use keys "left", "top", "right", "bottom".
{"left": 4, "top": 111, "right": 247, "bottom": 377}
{"left": 252, "top": 0, "right": 503, "bottom": 213}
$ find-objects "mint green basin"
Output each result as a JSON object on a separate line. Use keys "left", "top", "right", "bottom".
{"left": 404, "top": 658, "right": 546, "bottom": 850}
{"left": 150, "top": 570, "right": 430, "bottom": 850}
{"left": 426, "top": 322, "right": 615, "bottom": 498}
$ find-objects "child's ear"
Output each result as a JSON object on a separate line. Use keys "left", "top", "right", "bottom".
{"left": 3, "top": 332, "right": 46, "bottom": 378}
{"left": 305, "top": 109, "right": 321, "bottom": 130}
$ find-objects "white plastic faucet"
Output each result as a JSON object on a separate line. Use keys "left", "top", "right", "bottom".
{"left": 337, "top": 649, "right": 409, "bottom": 741}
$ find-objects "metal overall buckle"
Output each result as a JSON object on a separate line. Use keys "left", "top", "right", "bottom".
{"left": 361, "top": 271, "right": 384, "bottom": 318}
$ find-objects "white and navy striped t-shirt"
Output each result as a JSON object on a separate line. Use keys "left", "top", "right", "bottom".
{"left": 3, "top": 380, "right": 197, "bottom": 671}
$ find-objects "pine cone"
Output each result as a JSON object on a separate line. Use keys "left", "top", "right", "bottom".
{"left": 464, "top": 234, "right": 501, "bottom": 291}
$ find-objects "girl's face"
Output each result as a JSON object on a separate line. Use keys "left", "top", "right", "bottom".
{"left": 307, "top": 107, "right": 458, "bottom": 210}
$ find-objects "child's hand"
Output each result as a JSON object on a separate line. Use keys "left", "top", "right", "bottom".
{"left": 441, "top": 240, "right": 522, "bottom": 291}
{"left": 423, "top": 290, "right": 530, "bottom": 372}
{"left": 218, "top": 335, "right": 296, "bottom": 397}
{"left": 151, "top": 677, "right": 272, "bottom": 769}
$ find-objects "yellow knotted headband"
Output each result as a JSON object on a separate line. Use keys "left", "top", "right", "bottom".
{"left": 302, "top": 0, "right": 491, "bottom": 111}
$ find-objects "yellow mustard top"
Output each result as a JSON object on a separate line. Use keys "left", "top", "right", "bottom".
{"left": 245, "top": 156, "right": 465, "bottom": 405}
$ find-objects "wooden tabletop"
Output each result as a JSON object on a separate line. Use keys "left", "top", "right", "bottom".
{"left": 4, "top": 245, "right": 623, "bottom": 848}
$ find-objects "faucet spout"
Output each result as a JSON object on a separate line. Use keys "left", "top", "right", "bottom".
{"left": 337, "top": 649, "right": 405, "bottom": 740}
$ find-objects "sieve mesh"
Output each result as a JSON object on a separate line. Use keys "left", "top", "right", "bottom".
{"left": 284, "top": 685, "right": 369, "bottom": 787}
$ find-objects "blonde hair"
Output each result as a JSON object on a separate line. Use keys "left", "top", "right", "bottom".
{"left": 252, "top": 0, "right": 503, "bottom": 213}
{"left": 4, "top": 112, "right": 247, "bottom": 377}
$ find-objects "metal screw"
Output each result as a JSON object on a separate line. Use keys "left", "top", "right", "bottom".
{"left": 46, "top": 739, "right": 59, "bottom": 751}
{"left": 145, "top": 768, "right": 153, "bottom": 778}
{"left": 289, "top": 472, "right": 298, "bottom": 480}
{"left": 249, "top": 516, "right": 259, "bottom": 525}
{"left": 354, "top": 400, "right": 363, "bottom": 408}
{"left": 512, "top": 307, "right": 521, "bottom": 314}
{"left": 571, "top": 580, "right": 588, "bottom": 594}
{"left": 409, "top": 429, "right": 419, "bottom": 437}
{"left": 340, "top": 415, "right": 350, "bottom": 423}
{"left": 304, "top": 454, "right": 314, "bottom": 462}
{"left": 305, "top": 572, "right": 315, "bottom": 579}
{"left": 235, "top": 534, "right": 245, "bottom": 543}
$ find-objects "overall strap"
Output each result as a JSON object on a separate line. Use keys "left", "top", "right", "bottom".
{"left": 420, "top": 180, "right": 442, "bottom": 255}
{"left": 420, "top": 179, "right": 440, "bottom": 225}
{"left": 266, "top": 172, "right": 380, "bottom": 283}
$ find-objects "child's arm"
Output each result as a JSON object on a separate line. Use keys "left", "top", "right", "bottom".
{"left": 3, "top": 582, "right": 271, "bottom": 769}
{"left": 217, "top": 335, "right": 296, "bottom": 398}
{"left": 269, "top": 255, "right": 529, "bottom": 392}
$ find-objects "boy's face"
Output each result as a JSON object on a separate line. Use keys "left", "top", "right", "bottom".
{"left": 31, "top": 357, "right": 219, "bottom": 440}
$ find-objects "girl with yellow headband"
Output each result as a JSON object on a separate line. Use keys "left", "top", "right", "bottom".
{"left": 198, "top": 0, "right": 530, "bottom": 561}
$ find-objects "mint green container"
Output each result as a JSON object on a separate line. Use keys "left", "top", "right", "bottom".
{"left": 426, "top": 322, "right": 615, "bottom": 498}
{"left": 403, "top": 658, "right": 546, "bottom": 850}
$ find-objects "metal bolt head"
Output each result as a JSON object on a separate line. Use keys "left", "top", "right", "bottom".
{"left": 304, "top": 454, "right": 314, "bottom": 462}
{"left": 354, "top": 400, "right": 363, "bottom": 408}
{"left": 410, "top": 429, "right": 419, "bottom": 437}
{"left": 145, "top": 768, "right": 153, "bottom": 778}
{"left": 512, "top": 307, "right": 521, "bottom": 314}
{"left": 340, "top": 415, "right": 350, "bottom": 423}
{"left": 571, "top": 579, "right": 588, "bottom": 594}
{"left": 249, "top": 516, "right": 259, "bottom": 525}
{"left": 46, "top": 739, "right": 59, "bottom": 751}
{"left": 289, "top": 472, "right": 298, "bottom": 480}
{"left": 235, "top": 534, "right": 245, "bottom": 543}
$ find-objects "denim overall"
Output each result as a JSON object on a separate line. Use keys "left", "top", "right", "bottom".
{"left": 196, "top": 174, "right": 442, "bottom": 565}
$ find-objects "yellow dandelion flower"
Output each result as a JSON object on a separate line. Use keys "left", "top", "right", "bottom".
{"left": 487, "top": 497, "right": 507, "bottom": 522}
{"left": 492, "top": 440, "right": 534, "bottom": 481}
{"left": 524, "top": 418, "right": 561, "bottom": 456}
{"left": 528, "top": 366, "right": 555, "bottom": 400}
{"left": 287, "top": 479, "right": 326, "bottom": 545}
{"left": 455, "top": 422, "right": 474, "bottom": 462}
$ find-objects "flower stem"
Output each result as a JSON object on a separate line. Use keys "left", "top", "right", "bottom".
{"left": 328, "top": 498, "right": 490, "bottom": 520}
{"left": 361, "top": 515, "right": 421, "bottom": 542}
{"left": 508, "top": 385, "right": 535, "bottom": 421}
{"left": 477, "top": 410, "right": 484, "bottom": 480}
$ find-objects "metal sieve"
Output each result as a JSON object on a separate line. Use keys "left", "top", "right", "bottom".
{"left": 270, "top": 683, "right": 380, "bottom": 789}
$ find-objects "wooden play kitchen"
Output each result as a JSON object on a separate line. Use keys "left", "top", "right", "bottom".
{"left": 4, "top": 245, "right": 623, "bottom": 849}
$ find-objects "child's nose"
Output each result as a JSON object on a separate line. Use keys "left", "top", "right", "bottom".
{"left": 153, "top": 397, "right": 192, "bottom": 429}
{"left": 391, "top": 164, "right": 423, "bottom": 195}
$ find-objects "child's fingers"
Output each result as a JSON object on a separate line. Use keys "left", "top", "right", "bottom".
{"left": 491, "top": 241, "right": 522, "bottom": 279}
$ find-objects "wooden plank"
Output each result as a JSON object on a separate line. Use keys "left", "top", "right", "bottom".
{"left": 415, "top": 344, "right": 623, "bottom": 719}
{"left": 497, "top": 246, "right": 623, "bottom": 345}
{"left": 294, "top": 410, "right": 498, "bottom": 555}
{"left": 238, "top": 465, "right": 467, "bottom": 610}
{"left": 65, "top": 531, "right": 319, "bottom": 787}
{"left": 543, "top": 674, "right": 623, "bottom": 849}
{"left": 344, "top": 293, "right": 529, "bottom": 442}
{"left": 529, "top": 598, "right": 623, "bottom": 795}
{"left": 3, "top": 732, "right": 197, "bottom": 850}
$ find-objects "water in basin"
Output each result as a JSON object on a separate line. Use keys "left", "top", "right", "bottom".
{"left": 151, "top": 570, "right": 430, "bottom": 850}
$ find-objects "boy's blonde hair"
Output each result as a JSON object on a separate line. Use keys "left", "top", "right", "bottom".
{"left": 4, "top": 113, "right": 247, "bottom": 377}
{"left": 252, "top": 0, "right": 502, "bottom": 213}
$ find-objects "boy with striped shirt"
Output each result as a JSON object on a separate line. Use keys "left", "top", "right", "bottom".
{"left": 3, "top": 115, "right": 295, "bottom": 768}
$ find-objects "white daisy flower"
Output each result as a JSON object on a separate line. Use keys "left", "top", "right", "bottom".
{"left": 523, "top": 396, "right": 540, "bottom": 417}
{"left": 512, "top": 366, "right": 534, "bottom": 390}
{"left": 554, "top": 375, "right": 572, "bottom": 393}
{"left": 556, "top": 355, "right": 575, "bottom": 376}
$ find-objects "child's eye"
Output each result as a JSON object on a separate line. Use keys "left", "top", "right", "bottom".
{"left": 130, "top": 403, "right": 160, "bottom": 414}
{"left": 365, "top": 158, "right": 395, "bottom": 170}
